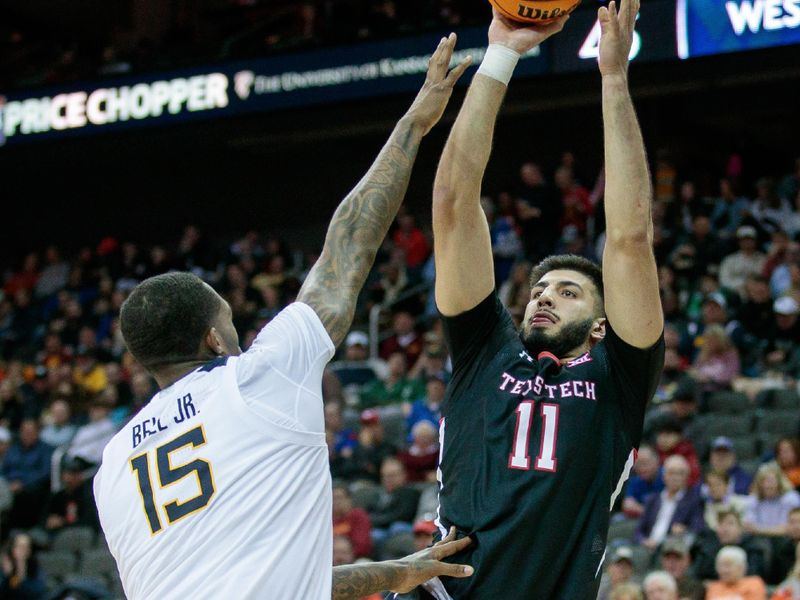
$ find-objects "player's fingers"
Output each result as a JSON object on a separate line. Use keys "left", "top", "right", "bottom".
{"left": 444, "top": 55, "right": 472, "bottom": 87}
{"left": 427, "top": 36, "right": 448, "bottom": 78}
{"left": 598, "top": 6, "right": 610, "bottom": 29}
{"left": 433, "top": 561, "right": 474, "bottom": 579}
{"left": 431, "top": 533, "right": 472, "bottom": 559}
{"left": 439, "top": 526, "right": 457, "bottom": 545}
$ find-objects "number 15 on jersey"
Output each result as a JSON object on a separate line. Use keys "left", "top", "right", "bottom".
{"left": 130, "top": 425, "right": 216, "bottom": 535}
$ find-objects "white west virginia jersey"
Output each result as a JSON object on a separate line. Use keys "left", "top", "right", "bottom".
{"left": 94, "top": 303, "right": 335, "bottom": 599}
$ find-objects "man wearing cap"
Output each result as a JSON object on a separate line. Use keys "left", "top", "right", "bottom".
{"left": 679, "top": 292, "right": 728, "bottom": 361}
{"left": 330, "top": 331, "right": 387, "bottom": 388}
{"left": 597, "top": 547, "right": 637, "bottom": 600}
{"left": 719, "top": 226, "right": 766, "bottom": 299}
{"left": 659, "top": 537, "right": 704, "bottom": 600}
{"left": 43, "top": 456, "right": 100, "bottom": 535}
{"left": 350, "top": 409, "right": 398, "bottom": 483}
{"left": 762, "top": 296, "right": 800, "bottom": 376}
{"left": 708, "top": 436, "right": 752, "bottom": 496}
{"left": 412, "top": 520, "right": 437, "bottom": 552}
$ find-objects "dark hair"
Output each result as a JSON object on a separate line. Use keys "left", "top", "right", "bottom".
{"left": 717, "top": 508, "right": 742, "bottom": 525}
{"left": 120, "top": 272, "right": 222, "bottom": 370}
{"left": 529, "top": 255, "right": 604, "bottom": 316}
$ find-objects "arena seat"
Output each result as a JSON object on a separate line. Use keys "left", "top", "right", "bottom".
{"left": 755, "top": 409, "right": 800, "bottom": 438}
{"left": 51, "top": 526, "right": 96, "bottom": 555}
{"left": 707, "top": 391, "right": 751, "bottom": 414}
{"left": 772, "top": 389, "right": 800, "bottom": 410}
{"left": 728, "top": 436, "right": 759, "bottom": 460}
{"left": 37, "top": 551, "right": 79, "bottom": 580}
{"left": 702, "top": 413, "right": 755, "bottom": 438}
{"left": 607, "top": 518, "right": 637, "bottom": 544}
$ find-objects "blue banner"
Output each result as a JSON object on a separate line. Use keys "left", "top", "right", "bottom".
{"left": 0, "top": 27, "right": 546, "bottom": 147}
{"left": 677, "top": 0, "right": 800, "bottom": 58}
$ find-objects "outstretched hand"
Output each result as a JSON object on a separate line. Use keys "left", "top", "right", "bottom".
{"left": 390, "top": 527, "right": 473, "bottom": 593}
{"left": 407, "top": 33, "right": 472, "bottom": 136}
{"left": 488, "top": 8, "right": 569, "bottom": 55}
{"left": 598, "top": 0, "right": 639, "bottom": 78}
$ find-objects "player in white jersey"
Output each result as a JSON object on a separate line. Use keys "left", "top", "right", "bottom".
{"left": 94, "top": 34, "right": 474, "bottom": 600}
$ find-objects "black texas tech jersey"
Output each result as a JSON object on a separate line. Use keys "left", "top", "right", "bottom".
{"left": 436, "top": 293, "right": 664, "bottom": 600}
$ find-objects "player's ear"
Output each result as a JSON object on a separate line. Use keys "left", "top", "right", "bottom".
{"left": 204, "top": 327, "right": 224, "bottom": 356}
{"left": 590, "top": 318, "right": 606, "bottom": 344}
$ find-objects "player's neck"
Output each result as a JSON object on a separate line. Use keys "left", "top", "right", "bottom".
{"left": 152, "top": 360, "right": 212, "bottom": 390}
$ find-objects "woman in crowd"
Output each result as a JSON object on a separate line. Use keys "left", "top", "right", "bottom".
{"left": 0, "top": 532, "right": 47, "bottom": 599}
{"left": 689, "top": 325, "right": 741, "bottom": 394}
{"left": 705, "top": 546, "right": 766, "bottom": 600}
{"left": 744, "top": 463, "right": 800, "bottom": 537}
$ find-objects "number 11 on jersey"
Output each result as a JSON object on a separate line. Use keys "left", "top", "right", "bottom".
{"left": 508, "top": 401, "right": 559, "bottom": 472}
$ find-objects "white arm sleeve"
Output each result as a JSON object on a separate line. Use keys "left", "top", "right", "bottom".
{"left": 235, "top": 303, "right": 335, "bottom": 432}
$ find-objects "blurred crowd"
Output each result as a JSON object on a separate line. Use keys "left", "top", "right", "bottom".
{"left": 0, "top": 148, "right": 799, "bottom": 598}
{"left": 2, "top": 0, "right": 487, "bottom": 90}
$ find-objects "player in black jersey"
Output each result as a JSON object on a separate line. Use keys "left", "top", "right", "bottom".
{"left": 409, "top": 1, "right": 666, "bottom": 598}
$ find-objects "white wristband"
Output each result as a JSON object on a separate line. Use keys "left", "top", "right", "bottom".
{"left": 477, "top": 44, "right": 521, "bottom": 86}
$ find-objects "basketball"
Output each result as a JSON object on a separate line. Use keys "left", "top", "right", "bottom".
{"left": 488, "top": 0, "right": 581, "bottom": 24}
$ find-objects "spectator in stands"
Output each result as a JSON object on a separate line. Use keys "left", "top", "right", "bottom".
{"left": 3, "top": 253, "right": 40, "bottom": 298}
{"left": 703, "top": 470, "right": 750, "bottom": 532}
{"left": 379, "top": 312, "right": 423, "bottom": 367}
{"left": 774, "top": 509, "right": 800, "bottom": 584}
{"left": 658, "top": 537, "right": 704, "bottom": 600}
{"left": 369, "top": 457, "right": 420, "bottom": 558}
{"left": 333, "top": 534, "right": 354, "bottom": 567}
{"left": 762, "top": 297, "right": 800, "bottom": 376}
{"left": 635, "top": 455, "right": 704, "bottom": 551}
{"left": 3, "top": 419, "right": 53, "bottom": 528}
{"left": 72, "top": 349, "right": 108, "bottom": 397}
{"left": 779, "top": 158, "right": 800, "bottom": 205}
{"left": 360, "top": 352, "right": 423, "bottom": 409}
{"left": 653, "top": 417, "right": 701, "bottom": 486}
{"left": 65, "top": 396, "right": 116, "bottom": 467}
{"left": 775, "top": 438, "right": 800, "bottom": 489}
{"left": 35, "top": 246, "right": 69, "bottom": 299}
{"left": 772, "top": 541, "right": 800, "bottom": 600}
{"left": 623, "top": 446, "right": 664, "bottom": 519}
{"left": 412, "top": 519, "right": 436, "bottom": 552}
{"left": 709, "top": 436, "right": 753, "bottom": 496}
{"left": 642, "top": 571, "right": 678, "bottom": 600}
{"left": 407, "top": 331, "right": 448, "bottom": 382}
{"left": 719, "top": 226, "right": 766, "bottom": 299}
{"left": 349, "top": 409, "right": 397, "bottom": 483}
{"left": 397, "top": 421, "right": 438, "bottom": 483}
{"left": 693, "top": 508, "right": 767, "bottom": 580}
{"left": 744, "top": 463, "right": 800, "bottom": 537}
{"left": 555, "top": 165, "right": 592, "bottom": 235}
{"left": 612, "top": 583, "right": 644, "bottom": 600}
{"left": 670, "top": 215, "right": 723, "bottom": 284}
{"left": 330, "top": 331, "right": 385, "bottom": 388}
{"left": 688, "top": 324, "right": 741, "bottom": 394}
{"left": 752, "top": 177, "right": 792, "bottom": 236}
{"left": 486, "top": 194, "right": 524, "bottom": 284}
{"left": 598, "top": 546, "right": 637, "bottom": 600}
{"left": 730, "top": 275, "right": 775, "bottom": 370}
{"left": 392, "top": 212, "right": 430, "bottom": 278}
{"left": 42, "top": 455, "right": 99, "bottom": 534}
{"left": 325, "top": 401, "right": 357, "bottom": 456}
{"left": 680, "top": 292, "right": 728, "bottom": 362}
{"left": 0, "top": 532, "right": 46, "bottom": 599}
{"left": 404, "top": 371, "right": 446, "bottom": 436}
{"left": 332, "top": 482, "right": 373, "bottom": 559}
{"left": 706, "top": 545, "right": 767, "bottom": 600}
{"left": 39, "top": 400, "right": 76, "bottom": 449}
{"left": 515, "top": 162, "right": 562, "bottom": 261}
{"left": 710, "top": 178, "right": 751, "bottom": 242}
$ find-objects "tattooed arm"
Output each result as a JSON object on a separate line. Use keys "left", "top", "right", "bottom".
{"left": 332, "top": 527, "right": 473, "bottom": 600}
{"left": 298, "top": 34, "right": 471, "bottom": 347}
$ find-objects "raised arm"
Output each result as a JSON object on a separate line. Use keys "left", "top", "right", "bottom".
{"left": 433, "top": 12, "right": 567, "bottom": 316}
{"left": 598, "top": 0, "right": 663, "bottom": 347}
{"left": 299, "top": 35, "right": 471, "bottom": 346}
{"left": 331, "top": 527, "right": 472, "bottom": 599}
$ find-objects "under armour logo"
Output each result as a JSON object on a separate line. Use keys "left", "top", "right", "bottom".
{"left": 233, "top": 71, "right": 255, "bottom": 100}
